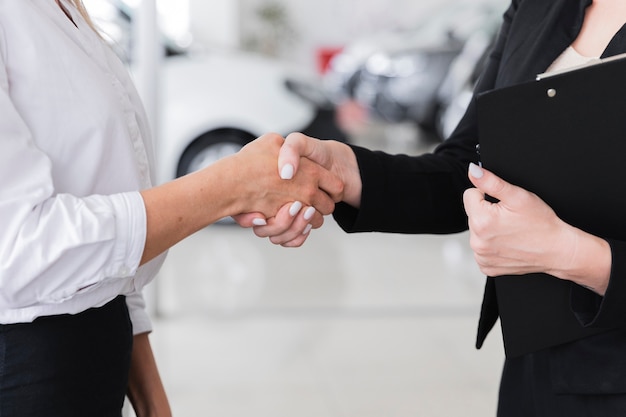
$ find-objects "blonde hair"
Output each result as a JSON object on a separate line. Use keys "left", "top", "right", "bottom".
{"left": 68, "top": 0, "right": 99, "bottom": 33}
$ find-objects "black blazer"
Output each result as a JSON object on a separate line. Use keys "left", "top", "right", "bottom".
{"left": 333, "top": 0, "right": 626, "bottom": 393}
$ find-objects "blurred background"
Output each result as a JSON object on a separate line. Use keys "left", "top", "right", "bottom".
{"left": 82, "top": 0, "right": 508, "bottom": 415}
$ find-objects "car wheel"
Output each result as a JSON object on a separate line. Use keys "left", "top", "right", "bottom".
{"left": 176, "top": 129, "right": 254, "bottom": 177}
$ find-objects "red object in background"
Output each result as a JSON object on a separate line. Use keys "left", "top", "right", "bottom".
{"left": 316, "top": 46, "right": 343, "bottom": 74}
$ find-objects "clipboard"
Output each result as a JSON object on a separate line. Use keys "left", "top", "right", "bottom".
{"left": 475, "top": 53, "right": 626, "bottom": 357}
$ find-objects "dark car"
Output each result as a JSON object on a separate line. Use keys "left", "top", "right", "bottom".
{"left": 435, "top": 30, "right": 495, "bottom": 140}
{"left": 326, "top": 0, "right": 505, "bottom": 134}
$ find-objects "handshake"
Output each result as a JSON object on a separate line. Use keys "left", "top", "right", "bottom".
{"left": 141, "top": 131, "right": 360, "bottom": 264}
{"left": 226, "top": 132, "right": 358, "bottom": 247}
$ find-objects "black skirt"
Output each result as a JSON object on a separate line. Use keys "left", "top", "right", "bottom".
{"left": 0, "top": 295, "right": 133, "bottom": 417}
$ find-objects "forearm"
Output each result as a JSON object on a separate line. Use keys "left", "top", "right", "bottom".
{"left": 139, "top": 133, "right": 342, "bottom": 264}
{"left": 337, "top": 145, "right": 471, "bottom": 234}
{"left": 127, "top": 333, "right": 171, "bottom": 417}
{"left": 139, "top": 156, "right": 244, "bottom": 264}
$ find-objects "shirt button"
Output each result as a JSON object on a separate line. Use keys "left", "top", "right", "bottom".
{"left": 118, "top": 266, "right": 131, "bottom": 277}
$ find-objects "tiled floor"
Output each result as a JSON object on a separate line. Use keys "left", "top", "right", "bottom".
{"left": 143, "top": 124, "right": 505, "bottom": 416}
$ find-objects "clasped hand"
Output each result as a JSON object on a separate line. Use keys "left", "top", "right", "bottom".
{"left": 231, "top": 133, "right": 342, "bottom": 246}
{"left": 463, "top": 163, "right": 610, "bottom": 295}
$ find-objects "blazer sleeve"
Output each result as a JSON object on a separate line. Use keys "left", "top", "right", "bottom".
{"left": 570, "top": 240, "right": 626, "bottom": 329}
{"left": 333, "top": 0, "right": 519, "bottom": 235}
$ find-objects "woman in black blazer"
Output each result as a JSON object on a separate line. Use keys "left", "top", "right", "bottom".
{"left": 243, "top": 0, "right": 626, "bottom": 415}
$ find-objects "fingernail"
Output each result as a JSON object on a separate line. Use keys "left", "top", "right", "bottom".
{"left": 303, "top": 206, "right": 316, "bottom": 220}
{"left": 469, "top": 162, "right": 484, "bottom": 179}
{"left": 280, "top": 164, "right": 294, "bottom": 180}
{"left": 289, "top": 201, "right": 303, "bottom": 217}
{"left": 252, "top": 218, "right": 267, "bottom": 226}
{"left": 303, "top": 224, "right": 313, "bottom": 235}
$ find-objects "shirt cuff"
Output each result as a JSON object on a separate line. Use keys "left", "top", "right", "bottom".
{"left": 126, "top": 290, "right": 153, "bottom": 335}
{"left": 106, "top": 191, "right": 147, "bottom": 278}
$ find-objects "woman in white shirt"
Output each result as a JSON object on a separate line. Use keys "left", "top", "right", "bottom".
{"left": 0, "top": 1, "right": 342, "bottom": 416}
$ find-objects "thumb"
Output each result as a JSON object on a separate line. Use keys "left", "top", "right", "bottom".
{"left": 467, "top": 162, "right": 519, "bottom": 203}
{"left": 278, "top": 132, "right": 325, "bottom": 179}
{"left": 232, "top": 212, "right": 268, "bottom": 228}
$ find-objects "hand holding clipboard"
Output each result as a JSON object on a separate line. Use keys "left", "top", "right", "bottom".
{"left": 471, "top": 52, "right": 626, "bottom": 357}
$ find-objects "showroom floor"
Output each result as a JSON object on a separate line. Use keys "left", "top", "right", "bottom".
{"left": 142, "top": 124, "right": 505, "bottom": 417}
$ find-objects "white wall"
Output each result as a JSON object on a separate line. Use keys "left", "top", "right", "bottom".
{"left": 187, "top": 0, "right": 456, "bottom": 70}
{"left": 188, "top": 0, "right": 239, "bottom": 48}
{"left": 241, "top": 0, "right": 455, "bottom": 69}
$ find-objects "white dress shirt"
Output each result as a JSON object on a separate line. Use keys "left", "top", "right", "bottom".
{"left": 0, "top": 0, "right": 166, "bottom": 334}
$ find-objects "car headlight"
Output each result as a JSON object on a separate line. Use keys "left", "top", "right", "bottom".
{"left": 324, "top": 53, "right": 363, "bottom": 101}
{"left": 385, "top": 73, "right": 436, "bottom": 105}
{"left": 383, "top": 52, "right": 454, "bottom": 106}
{"left": 329, "top": 53, "right": 360, "bottom": 75}
{"left": 364, "top": 52, "right": 428, "bottom": 78}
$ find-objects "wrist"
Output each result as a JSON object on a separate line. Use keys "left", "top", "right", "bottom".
{"left": 332, "top": 142, "right": 362, "bottom": 208}
{"left": 550, "top": 225, "right": 611, "bottom": 295}
{"left": 191, "top": 154, "right": 252, "bottom": 219}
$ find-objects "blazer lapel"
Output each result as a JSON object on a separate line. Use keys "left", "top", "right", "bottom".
{"left": 603, "top": 24, "right": 626, "bottom": 58}
{"left": 495, "top": 0, "right": 591, "bottom": 87}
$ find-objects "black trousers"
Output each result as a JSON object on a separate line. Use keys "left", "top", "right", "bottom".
{"left": 498, "top": 331, "right": 626, "bottom": 416}
{"left": 0, "top": 296, "right": 133, "bottom": 417}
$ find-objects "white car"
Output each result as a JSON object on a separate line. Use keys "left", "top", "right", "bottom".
{"left": 84, "top": 0, "right": 345, "bottom": 187}
{"left": 156, "top": 50, "right": 322, "bottom": 183}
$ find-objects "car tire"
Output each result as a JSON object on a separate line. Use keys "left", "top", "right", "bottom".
{"left": 176, "top": 129, "right": 254, "bottom": 178}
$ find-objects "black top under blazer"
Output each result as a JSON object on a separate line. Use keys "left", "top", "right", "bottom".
{"left": 333, "top": 0, "right": 626, "bottom": 391}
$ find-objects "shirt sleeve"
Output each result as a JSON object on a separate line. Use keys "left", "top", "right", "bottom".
{"left": 0, "top": 32, "right": 148, "bottom": 311}
{"left": 126, "top": 289, "right": 153, "bottom": 335}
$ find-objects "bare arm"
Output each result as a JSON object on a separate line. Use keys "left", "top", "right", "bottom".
{"left": 139, "top": 133, "right": 343, "bottom": 264}
{"left": 127, "top": 333, "right": 171, "bottom": 417}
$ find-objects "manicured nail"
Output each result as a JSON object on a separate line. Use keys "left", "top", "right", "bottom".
{"left": 303, "top": 224, "right": 313, "bottom": 235}
{"left": 289, "top": 201, "right": 303, "bottom": 217}
{"left": 469, "top": 162, "right": 484, "bottom": 179}
{"left": 252, "top": 218, "right": 267, "bottom": 226}
{"left": 303, "top": 206, "right": 316, "bottom": 220}
{"left": 280, "top": 164, "right": 294, "bottom": 180}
